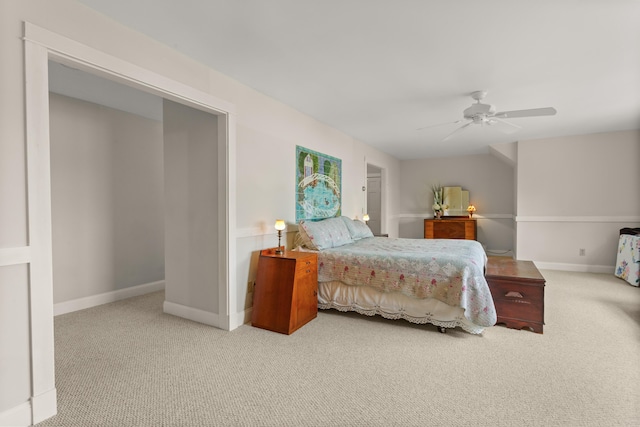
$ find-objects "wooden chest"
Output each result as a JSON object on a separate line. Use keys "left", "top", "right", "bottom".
{"left": 251, "top": 248, "right": 318, "bottom": 335}
{"left": 424, "top": 218, "right": 476, "bottom": 240}
{"left": 486, "top": 257, "right": 545, "bottom": 334}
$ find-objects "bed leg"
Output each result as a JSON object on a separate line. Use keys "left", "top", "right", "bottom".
{"left": 437, "top": 326, "right": 447, "bottom": 334}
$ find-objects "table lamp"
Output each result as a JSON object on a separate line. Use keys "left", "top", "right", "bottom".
{"left": 274, "top": 220, "right": 286, "bottom": 254}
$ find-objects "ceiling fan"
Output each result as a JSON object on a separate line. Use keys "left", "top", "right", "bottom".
{"left": 419, "top": 90, "right": 557, "bottom": 141}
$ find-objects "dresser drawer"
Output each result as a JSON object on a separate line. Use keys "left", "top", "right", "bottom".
{"left": 424, "top": 218, "right": 477, "bottom": 240}
{"left": 296, "top": 258, "right": 316, "bottom": 276}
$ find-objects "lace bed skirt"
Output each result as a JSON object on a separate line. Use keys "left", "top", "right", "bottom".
{"left": 317, "top": 280, "right": 486, "bottom": 334}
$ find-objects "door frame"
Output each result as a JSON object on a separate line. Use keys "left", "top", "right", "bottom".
{"left": 364, "top": 160, "right": 386, "bottom": 234}
{"left": 24, "top": 22, "right": 237, "bottom": 423}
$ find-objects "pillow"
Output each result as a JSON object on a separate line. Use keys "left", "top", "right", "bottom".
{"left": 350, "top": 218, "right": 374, "bottom": 239}
{"left": 340, "top": 216, "right": 374, "bottom": 240}
{"left": 340, "top": 216, "right": 359, "bottom": 238}
{"left": 295, "top": 224, "right": 318, "bottom": 250}
{"left": 298, "top": 217, "right": 353, "bottom": 250}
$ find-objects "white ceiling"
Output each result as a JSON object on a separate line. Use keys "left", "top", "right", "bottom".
{"left": 77, "top": 0, "right": 640, "bottom": 159}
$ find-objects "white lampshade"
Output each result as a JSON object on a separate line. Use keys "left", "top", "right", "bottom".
{"left": 274, "top": 219, "right": 286, "bottom": 231}
{"left": 362, "top": 214, "right": 370, "bottom": 222}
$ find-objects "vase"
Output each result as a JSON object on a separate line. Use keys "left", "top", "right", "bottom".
{"left": 435, "top": 211, "right": 442, "bottom": 219}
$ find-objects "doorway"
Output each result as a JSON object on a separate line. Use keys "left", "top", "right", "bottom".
{"left": 366, "top": 163, "right": 384, "bottom": 235}
{"left": 24, "top": 22, "right": 237, "bottom": 423}
{"left": 48, "top": 61, "right": 228, "bottom": 325}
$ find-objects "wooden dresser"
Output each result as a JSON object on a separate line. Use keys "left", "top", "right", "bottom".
{"left": 424, "top": 218, "right": 476, "bottom": 240}
{"left": 486, "top": 257, "right": 546, "bottom": 334}
{"left": 251, "top": 248, "right": 318, "bottom": 335}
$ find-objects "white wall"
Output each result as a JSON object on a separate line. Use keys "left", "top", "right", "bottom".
{"left": 397, "top": 153, "right": 515, "bottom": 254}
{"left": 49, "top": 93, "right": 164, "bottom": 303}
{"left": 235, "top": 125, "right": 401, "bottom": 315}
{"left": 0, "top": 1, "right": 400, "bottom": 423}
{"left": 516, "top": 130, "right": 640, "bottom": 271}
{"left": 0, "top": 264, "right": 30, "bottom": 420}
{"left": 163, "top": 99, "right": 219, "bottom": 315}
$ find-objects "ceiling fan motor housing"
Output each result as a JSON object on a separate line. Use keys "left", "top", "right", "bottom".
{"left": 463, "top": 102, "right": 496, "bottom": 120}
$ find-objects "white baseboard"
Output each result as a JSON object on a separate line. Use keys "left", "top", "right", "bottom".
{"left": 54, "top": 280, "right": 165, "bottom": 316}
{"left": 163, "top": 300, "right": 221, "bottom": 328}
{"left": 0, "top": 401, "right": 31, "bottom": 427}
{"left": 225, "top": 308, "right": 251, "bottom": 331}
{"left": 163, "top": 301, "right": 252, "bottom": 331}
{"left": 485, "top": 249, "right": 514, "bottom": 257}
{"left": 533, "top": 262, "right": 613, "bottom": 274}
{"left": 32, "top": 388, "right": 58, "bottom": 425}
{"left": 242, "top": 307, "right": 253, "bottom": 326}
{"left": 0, "top": 387, "right": 56, "bottom": 427}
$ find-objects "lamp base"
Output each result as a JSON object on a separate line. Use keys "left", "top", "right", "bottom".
{"left": 275, "top": 230, "right": 283, "bottom": 254}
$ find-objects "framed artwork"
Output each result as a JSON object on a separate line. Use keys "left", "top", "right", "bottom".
{"left": 296, "top": 145, "right": 342, "bottom": 221}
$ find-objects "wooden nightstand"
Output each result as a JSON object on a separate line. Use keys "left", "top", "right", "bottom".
{"left": 486, "top": 257, "right": 546, "bottom": 334}
{"left": 251, "top": 248, "right": 318, "bottom": 334}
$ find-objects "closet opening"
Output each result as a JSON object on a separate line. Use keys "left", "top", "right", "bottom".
{"left": 25, "top": 22, "right": 236, "bottom": 424}
{"left": 48, "top": 60, "right": 229, "bottom": 325}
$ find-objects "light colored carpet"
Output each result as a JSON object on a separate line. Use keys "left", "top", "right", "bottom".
{"left": 38, "top": 270, "right": 639, "bottom": 426}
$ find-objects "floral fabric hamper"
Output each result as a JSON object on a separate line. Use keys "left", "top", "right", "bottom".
{"left": 614, "top": 228, "right": 640, "bottom": 287}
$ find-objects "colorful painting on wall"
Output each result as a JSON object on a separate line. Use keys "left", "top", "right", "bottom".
{"left": 296, "top": 146, "right": 342, "bottom": 222}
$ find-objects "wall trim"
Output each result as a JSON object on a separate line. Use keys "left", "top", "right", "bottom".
{"left": 516, "top": 215, "right": 640, "bottom": 223}
{"left": 53, "top": 280, "right": 165, "bottom": 316}
{"left": 0, "top": 246, "right": 31, "bottom": 267}
{"left": 237, "top": 215, "right": 521, "bottom": 238}
{"left": 395, "top": 214, "right": 640, "bottom": 223}
{"left": 236, "top": 226, "right": 299, "bottom": 239}
{"left": 0, "top": 401, "right": 31, "bottom": 427}
{"left": 230, "top": 307, "right": 253, "bottom": 330}
{"left": 397, "top": 213, "right": 513, "bottom": 220}
{"left": 23, "top": 26, "right": 236, "bottom": 116}
{"left": 163, "top": 300, "right": 221, "bottom": 327}
{"left": 0, "top": 389, "right": 56, "bottom": 427}
{"left": 533, "top": 261, "right": 613, "bottom": 274}
{"left": 31, "top": 388, "right": 58, "bottom": 425}
{"left": 486, "top": 249, "right": 514, "bottom": 257}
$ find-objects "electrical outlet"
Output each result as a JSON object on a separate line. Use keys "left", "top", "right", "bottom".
{"left": 579, "top": 248, "right": 586, "bottom": 256}
{"left": 247, "top": 281, "right": 254, "bottom": 293}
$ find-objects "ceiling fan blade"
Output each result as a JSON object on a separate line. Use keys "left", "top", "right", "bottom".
{"left": 417, "top": 119, "right": 464, "bottom": 131}
{"left": 494, "top": 107, "right": 557, "bottom": 118}
{"left": 490, "top": 117, "right": 522, "bottom": 134}
{"left": 443, "top": 121, "right": 473, "bottom": 141}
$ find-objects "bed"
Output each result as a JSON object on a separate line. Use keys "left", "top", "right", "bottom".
{"left": 295, "top": 216, "right": 496, "bottom": 334}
